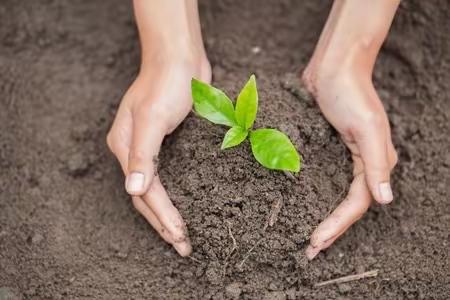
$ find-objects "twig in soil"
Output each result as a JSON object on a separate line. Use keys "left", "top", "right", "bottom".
{"left": 237, "top": 238, "right": 264, "bottom": 268}
{"left": 268, "top": 198, "right": 283, "bottom": 227}
{"left": 225, "top": 221, "right": 238, "bottom": 258}
{"left": 283, "top": 170, "right": 297, "bottom": 181}
{"left": 188, "top": 255, "right": 202, "bottom": 264}
{"left": 314, "top": 269, "right": 379, "bottom": 288}
{"left": 262, "top": 197, "right": 283, "bottom": 231}
{"left": 222, "top": 222, "right": 239, "bottom": 276}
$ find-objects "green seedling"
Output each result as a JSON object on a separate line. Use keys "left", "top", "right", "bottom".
{"left": 191, "top": 75, "right": 302, "bottom": 173}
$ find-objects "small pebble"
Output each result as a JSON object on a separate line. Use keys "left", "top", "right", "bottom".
{"left": 338, "top": 283, "right": 352, "bottom": 294}
{"left": 225, "top": 282, "right": 242, "bottom": 299}
{"left": 31, "top": 233, "right": 44, "bottom": 245}
{"left": 205, "top": 262, "right": 222, "bottom": 285}
{"left": 263, "top": 291, "right": 286, "bottom": 300}
{"left": 229, "top": 196, "right": 243, "bottom": 204}
{"left": 285, "top": 288, "right": 296, "bottom": 300}
{"left": 244, "top": 183, "right": 255, "bottom": 197}
{"left": 251, "top": 46, "right": 261, "bottom": 54}
{"left": 326, "top": 164, "right": 337, "bottom": 176}
{"left": 70, "top": 124, "right": 90, "bottom": 141}
{"left": 0, "top": 287, "right": 18, "bottom": 300}
{"left": 67, "top": 152, "right": 90, "bottom": 176}
{"left": 268, "top": 282, "right": 278, "bottom": 291}
{"left": 116, "top": 251, "right": 128, "bottom": 259}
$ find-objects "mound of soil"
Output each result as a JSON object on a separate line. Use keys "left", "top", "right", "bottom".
{"left": 0, "top": 0, "right": 449, "bottom": 299}
{"left": 161, "top": 74, "right": 350, "bottom": 290}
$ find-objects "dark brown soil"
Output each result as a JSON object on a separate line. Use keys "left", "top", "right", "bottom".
{"left": 1, "top": 0, "right": 449, "bottom": 299}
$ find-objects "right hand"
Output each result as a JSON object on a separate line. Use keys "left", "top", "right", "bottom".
{"left": 303, "top": 65, "right": 398, "bottom": 259}
{"left": 107, "top": 56, "right": 211, "bottom": 256}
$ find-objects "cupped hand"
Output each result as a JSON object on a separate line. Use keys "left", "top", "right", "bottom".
{"left": 302, "top": 66, "right": 398, "bottom": 259}
{"left": 107, "top": 57, "right": 211, "bottom": 256}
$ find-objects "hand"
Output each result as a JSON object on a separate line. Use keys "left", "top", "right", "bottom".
{"left": 301, "top": 0, "right": 400, "bottom": 260}
{"left": 302, "top": 65, "right": 398, "bottom": 259}
{"left": 107, "top": 57, "right": 211, "bottom": 256}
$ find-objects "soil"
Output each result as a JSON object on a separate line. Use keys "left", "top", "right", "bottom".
{"left": 0, "top": 0, "right": 449, "bottom": 299}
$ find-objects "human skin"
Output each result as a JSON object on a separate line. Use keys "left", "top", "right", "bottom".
{"left": 107, "top": 0, "right": 399, "bottom": 258}
{"left": 107, "top": 0, "right": 211, "bottom": 256}
{"left": 303, "top": 0, "right": 400, "bottom": 259}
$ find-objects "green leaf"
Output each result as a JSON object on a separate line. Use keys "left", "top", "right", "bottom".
{"left": 249, "top": 128, "right": 301, "bottom": 172}
{"left": 235, "top": 74, "right": 258, "bottom": 130}
{"left": 191, "top": 78, "right": 237, "bottom": 127}
{"left": 221, "top": 126, "right": 249, "bottom": 150}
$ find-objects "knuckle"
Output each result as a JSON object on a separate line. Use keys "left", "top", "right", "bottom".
{"left": 365, "top": 110, "right": 385, "bottom": 127}
{"left": 391, "top": 149, "right": 399, "bottom": 168}
{"left": 134, "top": 106, "right": 152, "bottom": 121}
{"left": 132, "top": 100, "right": 173, "bottom": 133}
{"left": 148, "top": 181, "right": 158, "bottom": 194}
{"left": 122, "top": 93, "right": 134, "bottom": 104}
{"left": 131, "top": 197, "right": 142, "bottom": 211}
{"left": 351, "top": 111, "right": 386, "bottom": 138}
{"left": 301, "top": 70, "right": 318, "bottom": 97}
{"left": 129, "top": 148, "right": 146, "bottom": 164}
{"left": 310, "top": 231, "right": 320, "bottom": 245}
{"left": 106, "top": 132, "right": 116, "bottom": 152}
{"left": 154, "top": 107, "right": 172, "bottom": 127}
{"left": 356, "top": 112, "right": 385, "bottom": 135}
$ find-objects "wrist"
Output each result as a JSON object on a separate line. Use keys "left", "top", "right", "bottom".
{"left": 141, "top": 39, "right": 206, "bottom": 66}
{"left": 133, "top": 0, "right": 208, "bottom": 73}
{"left": 322, "top": 37, "right": 380, "bottom": 73}
{"left": 139, "top": 46, "right": 209, "bottom": 78}
{"left": 304, "top": 36, "right": 378, "bottom": 92}
{"left": 305, "top": 0, "right": 401, "bottom": 85}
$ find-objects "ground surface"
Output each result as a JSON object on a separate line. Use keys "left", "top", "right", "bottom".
{"left": 0, "top": 0, "right": 449, "bottom": 299}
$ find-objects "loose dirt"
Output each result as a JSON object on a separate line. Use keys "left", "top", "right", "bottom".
{"left": 1, "top": 0, "right": 449, "bottom": 299}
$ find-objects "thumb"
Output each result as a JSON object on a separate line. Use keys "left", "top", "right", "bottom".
{"left": 355, "top": 119, "right": 393, "bottom": 204}
{"left": 126, "top": 110, "right": 167, "bottom": 196}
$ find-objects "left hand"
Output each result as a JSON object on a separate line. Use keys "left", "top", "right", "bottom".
{"left": 107, "top": 56, "right": 211, "bottom": 256}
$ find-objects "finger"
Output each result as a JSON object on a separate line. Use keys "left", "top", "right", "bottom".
{"left": 107, "top": 136, "right": 129, "bottom": 174}
{"left": 107, "top": 105, "right": 133, "bottom": 174}
{"left": 306, "top": 173, "right": 371, "bottom": 260}
{"left": 355, "top": 118, "right": 393, "bottom": 204}
{"left": 306, "top": 223, "right": 351, "bottom": 260}
{"left": 107, "top": 117, "right": 178, "bottom": 244}
{"left": 310, "top": 173, "right": 370, "bottom": 246}
{"left": 386, "top": 129, "right": 398, "bottom": 169}
{"left": 107, "top": 125, "right": 174, "bottom": 245}
{"left": 126, "top": 110, "right": 166, "bottom": 196}
{"left": 131, "top": 196, "right": 172, "bottom": 244}
{"left": 143, "top": 176, "right": 192, "bottom": 256}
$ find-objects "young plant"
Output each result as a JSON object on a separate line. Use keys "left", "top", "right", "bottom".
{"left": 191, "top": 75, "right": 302, "bottom": 173}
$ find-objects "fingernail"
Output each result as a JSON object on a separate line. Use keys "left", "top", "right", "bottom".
{"left": 126, "top": 172, "right": 145, "bottom": 193}
{"left": 379, "top": 182, "right": 393, "bottom": 204}
{"left": 305, "top": 244, "right": 321, "bottom": 260}
{"left": 173, "top": 241, "right": 192, "bottom": 257}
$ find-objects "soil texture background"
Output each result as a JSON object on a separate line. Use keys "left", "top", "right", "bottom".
{"left": 0, "top": 0, "right": 449, "bottom": 299}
